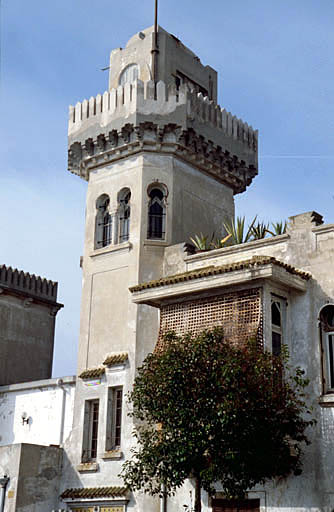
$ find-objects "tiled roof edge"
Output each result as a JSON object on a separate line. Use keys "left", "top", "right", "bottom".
{"left": 129, "top": 256, "right": 311, "bottom": 293}
{"left": 78, "top": 367, "right": 105, "bottom": 379}
{"left": 61, "top": 486, "right": 128, "bottom": 499}
{"left": 103, "top": 352, "right": 128, "bottom": 366}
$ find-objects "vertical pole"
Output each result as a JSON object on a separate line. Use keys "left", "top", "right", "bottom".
{"left": 151, "top": 0, "right": 159, "bottom": 97}
{"left": 0, "top": 476, "right": 9, "bottom": 512}
{"left": 160, "top": 483, "right": 167, "bottom": 512}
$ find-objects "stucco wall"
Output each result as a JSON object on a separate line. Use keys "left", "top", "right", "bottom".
{"left": 152, "top": 212, "right": 334, "bottom": 512}
{"left": 0, "top": 377, "right": 75, "bottom": 448}
{"left": 0, "top": 444, "right": 63, "bottom": 512}
{"left": 0, "top": 295, "right": 58, "bottom": 386}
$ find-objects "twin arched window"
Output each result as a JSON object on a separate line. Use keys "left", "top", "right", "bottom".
{"left": 95, "top": 183, "right": 167, "bottom": 248}
{"left": 95, "top": 189, "right": 131, "bottom": 248}
{"left": 147, "top": 186, "right": 167, "bottom": 240}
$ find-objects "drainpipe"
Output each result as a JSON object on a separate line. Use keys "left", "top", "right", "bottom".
{"left": 57, "top": 379, "right": 66, "bottom": 446}
{"left": 160, "top": 483, "right": 167, "bottom": 512}
{"left": 0, "top": 476, "right": 9, "bottom": 512}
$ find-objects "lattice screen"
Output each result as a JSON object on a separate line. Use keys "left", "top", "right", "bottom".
{"left": 157, "top": 288, "right": 263, "bottom": 351}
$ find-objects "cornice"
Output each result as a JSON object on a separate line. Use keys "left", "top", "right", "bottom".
{"left": 68, "top": 123, "right": 257, "bottom": 194}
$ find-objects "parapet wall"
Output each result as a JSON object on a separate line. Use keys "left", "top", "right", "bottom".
{"left": 0, "top": 264, "right": 58, "bottom": 302}
{"left": 68, "top": 80, "right": 257, "bottom": 164}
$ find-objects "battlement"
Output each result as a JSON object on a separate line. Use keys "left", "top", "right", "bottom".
{"left": 68, "top": 80, "right": 258, "bottom": 193}
{"left": 69, "top": 80, "right": 257, "bottom": 155}
{"left": 0, "top": 264, "right": 59, "bottom": 303}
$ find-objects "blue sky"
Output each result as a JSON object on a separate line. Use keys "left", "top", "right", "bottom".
{"left": 1, "top": 0, "right": 333, "bottom": 377}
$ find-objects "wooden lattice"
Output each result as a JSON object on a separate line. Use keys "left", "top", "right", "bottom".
{"left": 156, "top": 288, "right": 263, "bottom": 351}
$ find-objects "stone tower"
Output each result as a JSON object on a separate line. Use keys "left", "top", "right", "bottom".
{"left": 63, "top": 25, "right": 258, "bottom": 510}
{"left": 68, "top": 25, "right": 258, "bottom": 372}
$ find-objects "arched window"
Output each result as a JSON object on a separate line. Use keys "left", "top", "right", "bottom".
{"left": 118, "top": 188, "right": 131, "bottom": 243}
{"left": 119, "top": 64, "right": 139, "bottom": 86}
{"left": 147, "top": 186, "right": 166, "bottom": 240}
{"left": 95, "top": 194, "right": 112, "bottom": 248}
{"left": 320, "top": 305, "right": 334, "bottom": 393}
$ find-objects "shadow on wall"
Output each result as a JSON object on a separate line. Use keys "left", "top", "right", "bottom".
{"left": 0, "top": 392, "right": 15, "bottom": 446}
{"left": 57, "top": 449, "right": 83, "bottom": 507}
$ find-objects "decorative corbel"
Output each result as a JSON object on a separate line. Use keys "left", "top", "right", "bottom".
{"left": 23, "top": 298, "right": 33, "bottom": 308}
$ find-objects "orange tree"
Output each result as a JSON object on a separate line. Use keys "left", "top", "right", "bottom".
{"left": 120, "top": 329, "right": 314, "bottom": 512}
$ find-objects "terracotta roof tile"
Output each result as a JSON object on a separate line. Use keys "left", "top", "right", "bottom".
{"left": 78, "top": 367, "right": 105, "bottom": 379}
{"left": 103, "top": 353, "right": 128, "bottom": 366}
{"left": 129, "top": 256, "right": 311, "bottom": 293}
{"left": 61, "top": 486, "right": 128, "bottom": 500}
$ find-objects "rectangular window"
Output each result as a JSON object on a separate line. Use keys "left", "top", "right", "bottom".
{"left": 82, "top": 399, "right": 100, "bottom": 461}
{"left": 271, "top": 296, "right": 286, "bottom": 356}
{"left": 106, "top": 387, "right": 123, "bottom": 451}
{"left": 212, "top": 498, "right": 260, "bottom": 512}
{"left": 326, "top": 333, "right": 334, "bottom": 390}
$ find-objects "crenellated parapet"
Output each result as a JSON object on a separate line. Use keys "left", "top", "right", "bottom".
{"left": 0, "top": 264, "right": 61, "bottom": 308}
{"left": 68, "top": 80, "right": 258, "bottom": 194}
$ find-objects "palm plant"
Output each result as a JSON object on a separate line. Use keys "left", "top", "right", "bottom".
{"left": 223, "top": 216, "right": 257, "bottom": 244}
{"left": 210, "top": 233, "right": 232, "bottom": 249}
{"left": 251, "top": 221, "right": 269, "bottom": 240}
{"left": 189, "top": 233, "right": 214, "bottom": 251}
{"left": 268, "top": 221, "right": 287, "bottom": 236}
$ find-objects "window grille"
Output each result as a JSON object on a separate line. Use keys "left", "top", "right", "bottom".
{"left": 147, "top": 188, "right": 166, "bottom": 239}
{"left": 82, "top": 399, "right": 100, "bottom": 462}
{"left": 96, "top": 195, "right": 112, "bottom": 248}
{"left": 156, "top": 288, "right": 263, "bottom": 351}
{"left": 271, "top": 298, "right": 284, "bottom": 356}
{"left": 106, "top": 387, "right": 123, "bottom": 450}
{"left": 118, "top": 190, "right": 131, "bottom": 243}
{"left": 99, "top": 212, "right": 113, "bottom": 247}
{"left": 327, "top": 335, "right": 334, "bottom": 389}
{"left": 320, "top": 305, "right": 334, "bottom": 392}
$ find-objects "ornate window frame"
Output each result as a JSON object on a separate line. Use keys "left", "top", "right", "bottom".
{"left": 146, "top": 183, "right": 168, "bottom": 241}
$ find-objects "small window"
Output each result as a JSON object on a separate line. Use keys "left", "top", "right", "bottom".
{"left": 106, "top": 387, "right": 123, "bottom": 451}
{"left": 82, "top": 399, "right": 100, "bottom": 461}
{"left": 212, "top": 498, "right": 260, "bottom": 512}
{"left": 320, "top": 305, "right": 334, "bottom": 392}
{"left": 119, "top": 64, "right": 139, "bottom": 86}
{"left": 117, "top": 188, "right": 131, "bottom": 243}
{"left": 95, "top": 194, "right": 112, "bottom": 248}
{"left": 147, "top": 185, "right": 167, "bottom": 240}
{"left": 271, "top": 296, "right": 285, "bottom": 356}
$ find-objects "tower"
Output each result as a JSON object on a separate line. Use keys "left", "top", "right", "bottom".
{"left": 62, "top": 25, "right": 258, "bottom": 511}
{"left": 68, "top": 25, "right": 258, "bottom": 371}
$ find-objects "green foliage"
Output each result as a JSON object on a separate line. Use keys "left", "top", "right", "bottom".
{"left": 189, "top": 233, "right": 214, "bottom": 251}
{"left": 121, "top": 329, "right": 314, "bottom": 508}
{"left": 251, "top": 221, "right": 269, "bottom": 240}
{"left": 268, "top": 221, "right": 287, "bottom": 236}
{"left": 210, "top": 233, "right": 232, "bottom": 249}
{"left": 190, "top": 217, "right": 288, "bottom": 253}
{"left": 223, "top": 216, "right": 257, "bottom": 244}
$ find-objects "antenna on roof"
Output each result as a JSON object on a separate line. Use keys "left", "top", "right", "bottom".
{"left": 151, "top": 0, "right": 159, "bottom": 95}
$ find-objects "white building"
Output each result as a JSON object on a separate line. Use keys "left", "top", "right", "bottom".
{"left": 1, "top": 24, "right": 334, "bottom": 512}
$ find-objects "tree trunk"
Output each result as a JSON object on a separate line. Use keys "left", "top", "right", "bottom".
{"left": 194, "top": 475, "right": 201, "bottom": 512}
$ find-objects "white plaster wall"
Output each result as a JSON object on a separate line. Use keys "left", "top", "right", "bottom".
{"left": 155, "top": 213, "right": 334, "bottom": 512}
{"left": 0, "top": 377, "right": 75, "bottom": 447}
